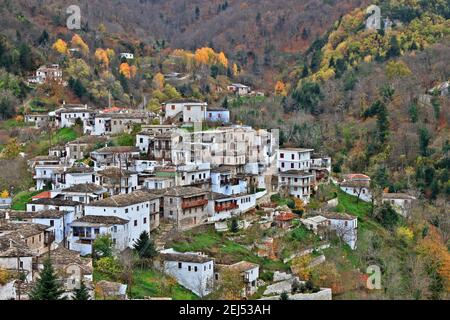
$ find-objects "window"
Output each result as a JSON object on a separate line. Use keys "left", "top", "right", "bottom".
{"left": 194, "top": 266, "right": 198, "bottom": 272}
{"left": 20, "top": 261, "right": 24, "bottom": 269}
{"left": 143, "top": 217, "right": 147, "bottom": 224}
{"left": 280, "top": 153, "right": 284, "bottom": 159}
{"left": 178, "top": 262, "right": 182, "bottom": 269}
{"left": 291, "top": 163, "right": 294, "bottom": 168}
{"left": 188, "top": 266, "right": 191, "bottom": 272}
{"left": 134, "top": 220, "right": 137, "bottom": 226}
{"left": 281, "top": 162, "right": 285, "bottom": 168}
{"left": 94, "top": 228, "right": 100, "bottom": 235}
{"left": 291, "top": 154, "right": 295, "bottom": 160}
{"left": 50, "top": 220, "right": 54, "bottom": 227}
{"left": 125, "top": 209, "right": 129, "bottom": 213}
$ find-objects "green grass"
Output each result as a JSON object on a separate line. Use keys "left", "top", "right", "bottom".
{"left": 94, "top": 268, "right": 198, "bottom": 300}
{"left": 131, "top": 269, "right": 198, "bottom": 300}
{"left": 114, "top": 133, "right": 135, "bottom": 146}
{"left": 170, "top": 227, "right": 290, "bottom": 272}
{"left": 335, "top": 189, "right": 372, "bottom": 218}
{"left": 0, "top": 119, "right": 31, "bottom": 130}
{"left": 11, "top": 190, "right": 41, "bottom": 210}
{"left": 32, "top": 127, "right": 80, "bottom": 156}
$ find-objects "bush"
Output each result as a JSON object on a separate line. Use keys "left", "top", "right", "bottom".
{"left": 260, "top": 271, "right": 274, "bottom": 282}
{"left": 95, "top": 257, "right": 123, "bottom": 280}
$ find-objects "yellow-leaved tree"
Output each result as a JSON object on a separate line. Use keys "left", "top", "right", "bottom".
{"left": 71, "top": 34, "right": 89, "bottom": 55}
{"left": 152, "top": 72, "right": 165, "bottom": 91}
{"left": 0, "top": 190, "right": 9, "bottom": 198}
{"left": 52, "top": 39, "right": 68, "bottom": 54}
{"left": 119, "top": 63, "right": 137, "bottom": 79}
{"left": 275, "top": 80, "right": 287, "bottom": 96}
{"left": 95, "top": 48, "right": 110, "bottom": 67}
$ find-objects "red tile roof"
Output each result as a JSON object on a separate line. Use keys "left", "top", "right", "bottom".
{"left": 275, "top": 212, "right": 297, "bottom": 221}
{"left": 32, "top": 191, "right": 52, "bottom": 199}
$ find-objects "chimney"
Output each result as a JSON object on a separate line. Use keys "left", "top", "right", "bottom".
{"left": 9, "top": 239, "right": 13, "bottom": 249}
{"left": 63, "top": 100, "right": 66, "bottom": 105}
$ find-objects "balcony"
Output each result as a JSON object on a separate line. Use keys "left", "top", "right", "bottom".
{"left": 181, "top": 198, "right": 208, "bottom": 209}
{"left": 215, "top": 202, "right": 238, "bottom": 212}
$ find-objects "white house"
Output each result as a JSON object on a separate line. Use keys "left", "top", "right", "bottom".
{"left": 24, "top": 114, "right": 50, "bottom": 128}
{"left": 205, "top": 107, "right": 230, "bottom": 123}
{"left": 53, "top": 104, "right": 95, "bottom": 129}
{"left": 160, "top": 248, "right": 214, "bottom": 297}
{"left": 382, "top": 193, "right": 417, "bottom": 217}
{"left": 60, "top": 183, "right": 107, "bottom": 204}
{"left": 94, "top": 167, "right": 139, "bottom": 195}
{"left": 143, "top": 176, "right": 175, "bottom": 190}
{"left": 84, "top": 190, "right": 161, "bottom": 245}
{"left": 162, "top": 99, "right": 208, "bottom": 124}
{"left": 68, "top": 215, "right": 129, "bottom": 256}
{"left": 91, "top": 146, "right": 141, "bottom": 171}
{"left": 339, "top": 174, "right": 372, "bottom": 202}
{"left": 227, "top": 83, "right": 251, "bottom": 96}
{"left": 26, "top": 198, "right": 83, "bottom": 219}
{"left": 53, "top": 166, "right": 95, "bottom": 190}
{"left": 323, "top": 212, "right": 358, "bottom": 250}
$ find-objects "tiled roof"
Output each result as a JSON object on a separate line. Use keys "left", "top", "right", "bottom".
{"left": 0, "top": 222, "right": 49, "bottom": 238}
{"left": 160, "top": 252, "right": 213, "bottom": 264}
{"left": 87, "top": 190, "right": 159, "bottom": 207}
{"left": 0, "top": 235, "right": 34, "bottom": 257}
{"left": 217, "top": 261, "right": 259, "bottom": 273}
{"left": 30, "top": 198, "right": 81, "bottom": 206}
{"left": 94, "top": 146, "right": 140, "bottom": 154}
{"left": 62, "top": 183, "right": 105, "bottom": 194}
{"left": 72, "top": 215, "right": 129, "bottom": 226}
{"left": 320, "top": 212, "right": 357, "bottom": 221}
{"left": 96, "top": 167, "right": 137, "bottom": 177}
{"left": 39, "top": 246, "right": 92, "bottom": 275}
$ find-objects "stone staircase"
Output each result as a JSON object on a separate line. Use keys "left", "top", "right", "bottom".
{"left": 153, "top": 220, "right": 177, "bottom": 251}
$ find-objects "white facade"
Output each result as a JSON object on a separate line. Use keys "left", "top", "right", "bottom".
{"left": 161, "top": 249, "right": 214, "bottom": 297}
{"left": 0, "top": 256, "right": 33, "bottom": 282}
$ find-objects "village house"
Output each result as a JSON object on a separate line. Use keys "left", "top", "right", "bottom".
{"left": 91, "top": 146, "right": 141, "bottom": 171}
{"left": 94, "top": 167, "right": 139, "bottom": 195}
{"left": 52, "top": 104, "right": 96, "bottom": 129}
{"left": 143, "top": 176, "right": 175, "bottom": 190}
{"left": 157, "top": 186, "right": 209, "bottom": 230}
{"left": 215, "top": 261, "right": 260, "bottom": 298}
{"left": 53, "top": 166, "right": 95, "bottom": 190}
{"left": 205, "top": 107, "right": 230, "bottom": 123}
{"left": 84, "top": 190, "right": 161, "bottom": 242}
{"left": 0, "top": 235, "right": 34, "bottom": 283}
{"left": 68, "top": 215, "right": 130, "bottom": 255}
{"left": 24, "top": 114, "right": 50, "bottom": 128}
{"left": 0, "top": 222, "right": 54, "bottom": 256}
{"left": 7, "top": 209, "right": 75, "bottom": 244}
{"left": 339, "top": 174, "right": 372, "bottom": 202}
{"left": 227, "top": 83, "right": 252, "bottom": 96}
{"left": 162, "top": 99, "right": 208, "bottom": 124}
{"left": 60, "top": 183, "right": 107, "bottom": 204}
{"left": 65, "top": 135, "right": 108, "bottom": 163}
{"left": 274, "top": 212, "right": 297, "bottom": 229}
{"left": 26, "top": 198, "right": 83, "bottom": 219}
{"left": 207, "top": 192, "right": 256, "bottom": 222}
{"left": 35, "top": 246, "right": 93, "bottom": 299}
{"left": 27, "top": 64, "right": 63, "bottom": 85}
{"left": 28, "top": 155, "right": 62, "bottom": 190}
{"left": 160, "top": 249, "right": 214, "bottom": 297}
{"left": 147, "top": 132, "right": 175, "bottom": 162}
{"left": 303, "top": 212, "right": 358, "bottom": 250}
{"left": 92, "top": 113, "right": 151, "bottom": 136}
{"left": 382, "top": 193, "right": 417, "bottom": 217}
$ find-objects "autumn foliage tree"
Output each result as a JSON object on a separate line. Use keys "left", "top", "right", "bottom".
{"left": 52, "top": 39, "right": 68, "bottom": 55}
{"left": 71, "top": 34, "right": 89, "bottom": 56}
{"left": 119, "top": 63, "right": 137, "bottom": 79}
{"left": 95, "top": 48, "right": 110, "bottom": 67}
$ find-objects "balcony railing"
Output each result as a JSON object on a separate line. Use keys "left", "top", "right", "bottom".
{"left": 215, "top": 202, "right": 238, "bottom": 212}
{"left": 181, "top": 198, "right": 208, "bottom": 209}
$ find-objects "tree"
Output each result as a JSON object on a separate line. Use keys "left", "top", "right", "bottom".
{"left": 95, "top": 48, "right": 110, "bottom": 67}
{"left": 93, "top": 234, "right": 113, "bottom": 258}
{"left": 419, "top": 127, "right": 431, "bottom": 157}
{"left": 52, "top": 39, "right": 68, "bottom": 55}
{"left": 153, "top": 73, "right": 165, "bottom": 91}
{"left": 71, "top": 34, "right": 89, "bottom": 56}
{"left": 133, "top": 231, "right": 157, "bottom": 259}
{"left": 37, "top": 30, "right": 49, "bottom": 46}
{"left": 29, "top": 259, "right": 66, "bottom": 300}
{"left": 280, "top": 291, "right": 289, "bottom": 300}
{"left": 374, "top": 203, "right": 399, "bottom": 230}
{"left": 230, "top": 218, "right": 239, "bottom": 233}
{"left": 0, "top": 90, "right": 17, "bottom": 119}
{"left": 119, "top": 62, "right": 137, "bottom": 79}
{"left": 72, "top": 280, "right": 90, "bottom": 300}
{"left": 275, "top": 80, "right": 287, "bottom": 96}
{"left": 386, "top": 60, "right": 412, "bottom": 79}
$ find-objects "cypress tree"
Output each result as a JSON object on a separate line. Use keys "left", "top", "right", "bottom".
{"left": 133, "top": 231, "right": 157, "bottom": 259}
{"left": 29, "top": 259, "right": 66, "bottom": 300}
{"left": 72, "top": 280, "right": 90, "bottom": 300}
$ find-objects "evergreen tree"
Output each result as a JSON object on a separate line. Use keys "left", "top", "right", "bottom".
{"left": 280, "top": 291, "right": 289, "bottom": 300}
{"left": 37, "top": 30, "right": 49, "bottom": 46}
{"left": 72, "top": 280, "right": 90, "bottom": 300}
{"left": 29, "top": 259, "right": 66, "bottom": 300}
{"left": 133, "top": 231, "right": 157, "bottom": 259}
{"left": 221, "top": 97, "right": 229, "bottom": 109}
{"left": 230, "top": 218, "right": 239, "bottom": 233}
